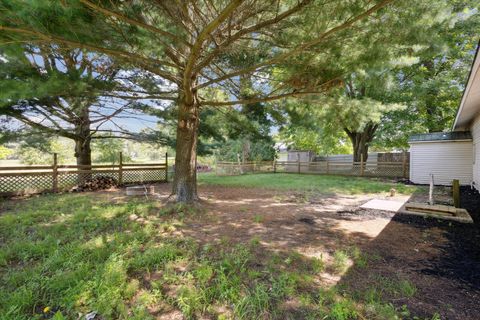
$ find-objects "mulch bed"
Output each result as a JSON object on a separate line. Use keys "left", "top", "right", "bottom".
{"left": 460, "top": 186, "right": 480, "bottom": 226}
{"left": 341, "top": 212, "right": 480, "bottom": 319}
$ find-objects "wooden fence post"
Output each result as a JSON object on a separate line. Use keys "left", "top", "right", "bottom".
{"left": 452, "top": 179, "right": 460, "bottom": 208}
{"left": 326, "top": 160, "right": 330, "bottom": 174}
{"left": 118, "top": 152, "right": 123, "bottom": 185}
{"left": 165, "top": 152, "right": 168, "bottom": 182}
{"left": 429, "top": 174, "right": 435, "bottom": 205}
{"left": 52, "top": 153, "right": 58, "bottom": 192}
{"left": 402, "top": 151, "right": 407, "bottom": 178}
{"left": 297, "top": 154, "right": 301, "bottom": 174}
{"left": 360, "top": 154, "right": 364, "bottom": 176}
{"left": 273, "top": 160, "right": 276, "bottom": 173}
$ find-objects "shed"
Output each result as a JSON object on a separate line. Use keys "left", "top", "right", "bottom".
{"left": 408, "top": 132, "right": 473, "bottom": 185}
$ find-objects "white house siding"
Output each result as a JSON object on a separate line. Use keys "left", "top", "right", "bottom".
{"left": 472, "top": 115, "right": 480, "bottom": 189}
{"left": 409, "top": 141, "right": 473, "bottom": 185}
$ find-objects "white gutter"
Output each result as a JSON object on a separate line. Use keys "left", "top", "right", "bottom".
{"left": 408, "top": 139, "right": 472, "bottom": 144}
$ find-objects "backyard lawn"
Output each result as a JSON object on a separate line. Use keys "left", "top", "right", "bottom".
{"left": 0, "top": 176, "right": 478, "bottom": 320}
{"left": 199, "top": 173, "right": 419, "bottom": 195}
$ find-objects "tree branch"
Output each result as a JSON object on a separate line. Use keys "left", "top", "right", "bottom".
{"left": 0, "top": 26, "right": 180, "bottom": 83}
{"left": 79, "top": 0, "right": 191, "bottom": 48}
{"left": 183, "top": 0, "right": 243, "bottom": 104}
{"left": 202, "top": 90, "right": 319, "bottom": 106}
{"left": 193, "top": 0, "right": 313, "bottom": 73}
{"left": 196, "top": 0, "right": 394, "bottom": 89}
{"left": 201, "top": 77, "right": 342, "bottom": 106}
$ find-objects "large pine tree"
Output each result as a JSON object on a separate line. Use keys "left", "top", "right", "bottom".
{"left": 0, "top": 0, "right": 454, "bottom": 202}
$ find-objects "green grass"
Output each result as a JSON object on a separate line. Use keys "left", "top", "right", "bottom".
{"left": 199, "top": 173, "right": 419, "bottom": 195}
{"left": 0, "top": 192, "right": 434, "bottom": 320}
{"left": 332, "top": 250, "right": 350, "bottom": 274}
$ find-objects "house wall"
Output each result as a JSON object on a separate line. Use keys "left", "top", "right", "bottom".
{"left": 409, "top": 140, "right": 473, "bottom": 185}
{"left": 472, "top": 115, "right": 480, "bottom": 189}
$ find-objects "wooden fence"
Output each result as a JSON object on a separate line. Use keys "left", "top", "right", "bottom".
{"left": 0, "top": 152, "right": 168, "bottom": 197}
{"left": 216, "top": 157, "right": 409, "bottom": 179}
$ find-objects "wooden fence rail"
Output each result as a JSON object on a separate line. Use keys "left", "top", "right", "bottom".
{"left": 0, "top": 152, "right": 168, "bottom": 197}
{"left": 216, "top": 158, "right": 409, "bottom": 179}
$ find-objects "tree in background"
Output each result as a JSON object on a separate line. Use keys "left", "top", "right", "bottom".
{"left": 15, "top": 135, "right": 75, "bottom": 165}
{"left": 280, "top": 127, "right": 352, "bottom": 156}
{"left": 0, "top": 132, "right": 14, "bottom": 160}
{"left": 92, "top": 137, "right": 130, "bottom": 164}
{"left": 321, "top": 90, "right": 405, "bottom": 162}
{"left": 278, "top": 70, "right": 407, "bottom": 162}
{"left": 124, "top": 140, "right": 169, "bottom": 162}
{"left": 215, "top": 77, "right": 277, "bottom": 162}
{"left": 409, "top": 4, "right": 479, "bottom": 133}
{"left": 0, "top": 45, "right": 154, "bottom": 167}
{"left": 0, "top": 145, "right": 11, "bottom": 160}
{"left": 278, "top": 99, "right": 353, "bottom": 155}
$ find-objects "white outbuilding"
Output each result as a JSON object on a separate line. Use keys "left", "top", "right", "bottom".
{"left": 408, "top": 132, "right": 473, "bottom": 185}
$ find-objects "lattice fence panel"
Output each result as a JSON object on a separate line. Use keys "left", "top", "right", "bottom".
{"left": 363, "top": 164, "right": 407, "bottom": 178}
{"left": 327, "top": 163, "right": 361, "bottom": 176}
{"left": 0, "top": 161, "right": 168, "bottom": 197}
{"left": 216, "top": 161, "right": 409, "bottom": 179}
{"left": 0, "top": 173, "right": 53, "bottom": 194}
{"left": 255, "top": 162, "right": 274, "bottom": 173}
{"left": 121, "top": 169, "right": 166, "bottom": 184}
{"left": 58, "top": 172, "right": 79, "bottom": 189}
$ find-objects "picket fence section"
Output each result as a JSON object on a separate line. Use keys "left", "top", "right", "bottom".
{"left": 0, "top": 153, "right": 168, "bottom": 197}
{"left": 216, "top": 159, "right": 409, "bottom": 179}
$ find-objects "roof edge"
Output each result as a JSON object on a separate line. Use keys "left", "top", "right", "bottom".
{"left": 409, "top": 139, "right": 472, "bottom": 144}
{"left": 453, "top": 39, "right": 480, "bottom": 130}
{"left": 408, "top": 131, "right": 472, "bottom": 143}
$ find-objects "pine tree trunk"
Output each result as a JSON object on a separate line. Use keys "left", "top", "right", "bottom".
{"left": 74, "top": 106, "right": 92, "bottom": 183}
{"left": 74, "top": 137, "right": 92, "bottom": 166}
{"left": 172, "top": 95, "right": 199, "bottom": 203}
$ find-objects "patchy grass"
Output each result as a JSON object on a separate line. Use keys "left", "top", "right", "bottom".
{"left": 0, "top": 191, "right": 435, "bottom": 320}
{"left": 332, "top": 250, "right": 350, "bottom": 274}
{"left": 199, "top": 173, "right": 419, "bottom": 195}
